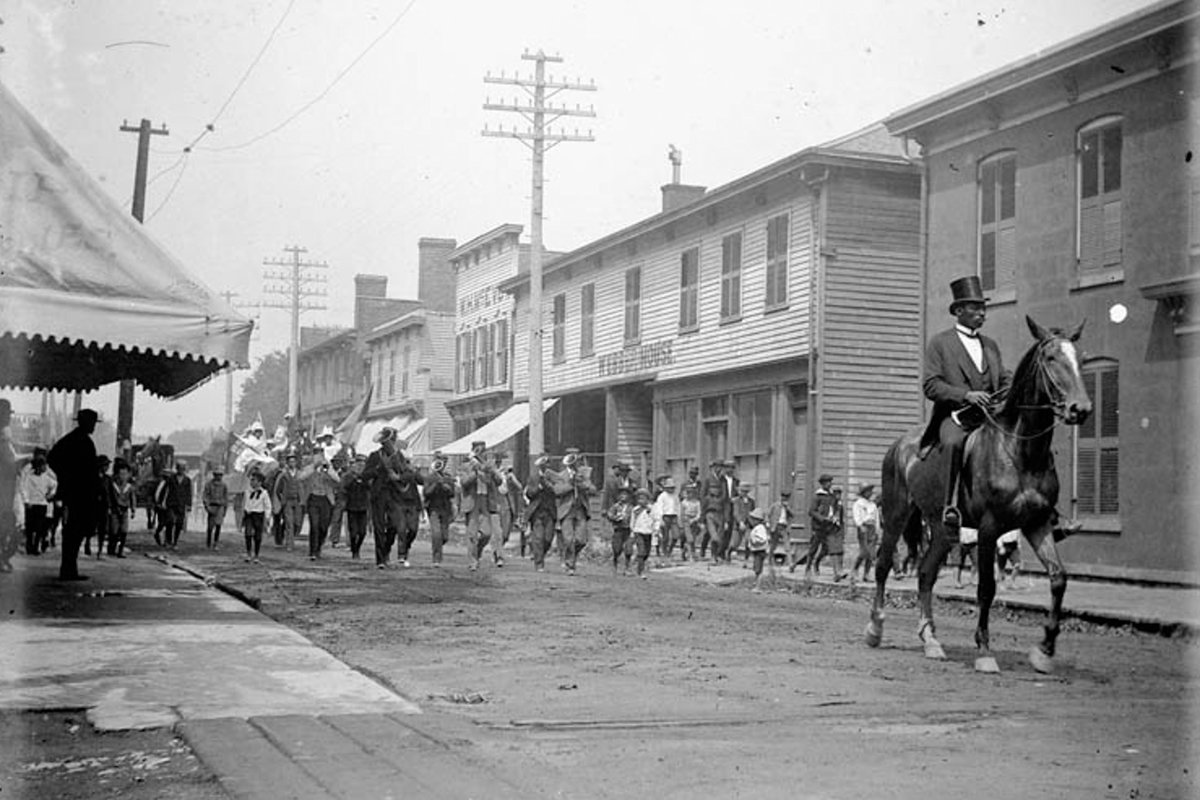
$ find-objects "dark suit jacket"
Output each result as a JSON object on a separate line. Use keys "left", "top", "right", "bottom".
{"left": 701, "top": 470, "right": 731, "bottom": 515}
{"left": 922, "top": 327, "right": 1011, "bottom": 440}
{"left": 459, "top": 457, "right": 502, "bottom": 515}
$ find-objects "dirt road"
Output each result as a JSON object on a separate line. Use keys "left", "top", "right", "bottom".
{"left": 169, "top": 532, "right": 1196, "bottom": 799}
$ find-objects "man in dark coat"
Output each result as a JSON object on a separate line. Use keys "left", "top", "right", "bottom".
{"left": 364, "top": 427, "right": 422, "bottom": 568}
{"left": 47, "top": 408, "right": 100, "bottom": 580}
{"left": 422, "top": 451, "right": 456, "bottom": 566}
{"left": 523, "top": 455, "right": 558, "bottom": 573}
{"left": 922, "top": 275, "right": 1011, "bottom": 528}
{"left": 700, "top": 459, "right": 731, "bottom": 562}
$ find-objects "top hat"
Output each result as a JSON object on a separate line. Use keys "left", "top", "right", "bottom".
{"left": 948, "top": 275, "right": 988, "bottom": 313}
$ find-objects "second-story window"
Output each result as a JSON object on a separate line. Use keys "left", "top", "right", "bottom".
{"left": 552, "top": 293, "right": 566, "bottom": 363}
{"left": 766, "top": 214, "right": 789, "bottom": 309}
{"left": 493, "top": 318, "right": 508, "bottom": 384}
{"left": 679, "top": 247, "right": 699, "bottom": 331}
{"left": 979, "top": 151, "right": 1016, "bottom": 291}
{"left": 1078, "top": 116, "right": 1123, "bottom": 272}
{"left": 721, "top": 231, "right": 742, "bottom": 320}
{"left": 624, "top": 266, "right": 641, "bottom": 343}
{"left": 387, "top": 350, "right": 396, "bottom": 399}
{"left": 402, "top": 344, "right": 411, "bottom": 395}
{"left": 580, "top": 283, "right": 595, "bottom": 357}
{"left": 456, "top": 333, "right": 470, "bottom": 392}
{"left": 475, "top": 325, "right": 492, "bottom": 387}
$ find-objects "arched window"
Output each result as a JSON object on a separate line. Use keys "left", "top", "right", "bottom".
{"left": 1075, "top": 358, "right": 1119, "bottom": 516}
{"left": 1077, "top": 116, "right": 1123, "bottom": 272}
{"left": 978, "top": 150, "right": 1017, "bottom": 292}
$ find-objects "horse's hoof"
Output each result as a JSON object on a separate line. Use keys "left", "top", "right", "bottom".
{"left": 974, "top": 656, "right": 1001, "bottom": 674}
{"left": 923, "top": 640, "right": 946, "bottom": 660}
{"left": 1029, "top": 646, "right": 1054, "bottom": 674}
{"left": 865, "top": 621, "right": 882, "bottom": 648}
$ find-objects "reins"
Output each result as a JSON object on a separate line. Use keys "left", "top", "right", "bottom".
{"left": 978, "top": 338, "right": 1069, "bottom": 442}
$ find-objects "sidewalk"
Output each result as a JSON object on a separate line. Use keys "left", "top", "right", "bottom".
{"left": 0, "top": 551, "right": 528, "bottom": 799}
{"left": 655, "top": 558, "right": 1200, "bottom": 635}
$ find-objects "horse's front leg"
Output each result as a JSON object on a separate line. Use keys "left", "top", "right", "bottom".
{"left": 973, "top": 525, "right": 1001, "bottom": 673}
{"left": 1023, "top": 523, "right": 1066, "bottom": 674}
{"left": 917, "top": 520, "right": 953, "bottom": 660}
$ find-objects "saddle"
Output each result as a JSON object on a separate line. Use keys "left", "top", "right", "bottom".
{"left": 917, "top": 404, "right": 989, "bottom": 460}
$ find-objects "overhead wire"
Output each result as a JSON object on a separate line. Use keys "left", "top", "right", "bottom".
{"left": 147, "top": 153, "right": 190, "bottom": 221}
{"left": 204, "top": 0, "right": 420, "bottom": 153}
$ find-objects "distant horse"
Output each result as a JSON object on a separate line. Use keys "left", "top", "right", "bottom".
{"left": 866, "top": 317, "right": 1092, "bottom": 674}
{"left": 133, "top": 436, "right": 171, "bottom": 530}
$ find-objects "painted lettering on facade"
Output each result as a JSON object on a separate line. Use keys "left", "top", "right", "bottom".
{"left": 597, "top": 340, "right": 675, "bottom": 378}
{"left": 458, "top": 286, "right": 503, "bottom": 317}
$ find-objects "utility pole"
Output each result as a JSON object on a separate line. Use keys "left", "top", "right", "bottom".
{"left": 483, "top": 50, "right": 595, "bottom": 466}
{"left": 261, "top": 246, "right": 328, "bottom": 417}
{"left": 219, "top": 290, "right": 239, "bottom": 431}
{"left": 117, "top": 118, "right": 169, "bottom": 456}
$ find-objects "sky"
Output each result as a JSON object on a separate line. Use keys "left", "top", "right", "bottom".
{"left": 1, "top": 0, "right": 1158, "bottom": 439}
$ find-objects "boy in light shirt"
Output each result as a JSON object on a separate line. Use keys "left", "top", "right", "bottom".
{"left": 630, "top": 488, "right": 656, "bottom": 579}
{"left": 651, "top": 477, "right": 680, "bottom": 564}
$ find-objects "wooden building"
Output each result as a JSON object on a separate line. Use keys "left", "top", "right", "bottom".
{"left": 884, "top": 0, "right": 1199, "bottom": 582}
{"left": 500, "top": 125, "right": 923, "bottom": 513}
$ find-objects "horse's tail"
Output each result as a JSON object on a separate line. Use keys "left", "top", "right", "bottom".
{"left": 881, "top": 433, "right": 924, "bottom": 558}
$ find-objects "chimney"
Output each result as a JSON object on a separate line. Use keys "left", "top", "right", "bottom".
{"left": 354, "top": 274, "right": 388, "bottom": 331}
{"left": 417, "top": 237, "right": 457, "bottom": 313}
{"left": 661, "top": 143, "right": 705, "bottom": 212}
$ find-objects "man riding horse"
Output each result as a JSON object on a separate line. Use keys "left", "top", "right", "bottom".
{"left": 921, "top": 275, "right": 1010, "bottom": 529}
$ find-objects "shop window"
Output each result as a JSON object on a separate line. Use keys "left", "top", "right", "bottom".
{"left": 979, "top": 151, "right": 1016, "bottom": 292}
{"left": 665, "top": 400, "right": 698, "bottom": 458}
{"left": 624, "top": 266, "right": 641, "bottom": 343}
{"left": 580, "top": 283, "right": 595, "bottom": 357}
{"left": 1076, "top": 359, "right": 1118, "bottom": 516}
{"left": 1077, "top": 117, "right": 1123, "bottom": 272}
{"left": 721, "top": 231, "right": 742, "bottom": 321}
{"left": 679, "top": 247, "right": 699, "bottom": 331}
{"left": 734, "top": 390, "right": 772, "bottom": 454}
{"left": 552, "top": 293, "right": 566, "bottom": 364}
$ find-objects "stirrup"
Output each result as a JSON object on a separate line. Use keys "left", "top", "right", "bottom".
{"left": 941, "top": 506, "right": 961, "bottom": 528}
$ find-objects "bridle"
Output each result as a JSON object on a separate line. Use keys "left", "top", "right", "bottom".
{"left": 980, "top": 337, "right": 1074, "bottom": 440}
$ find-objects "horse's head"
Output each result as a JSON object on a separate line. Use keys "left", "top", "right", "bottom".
{"left": 1026, "top": 316, "right": 1092, "bottom": 425}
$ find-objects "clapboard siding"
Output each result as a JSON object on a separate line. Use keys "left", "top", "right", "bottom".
{"left": 453, "top": 235, "right": 519, "bottom": 404}
{"left": 514, "top": 187, "right": 814, "bottom": 398}
{"left": 423, "top": 313, "right": 457, "bottom": 449}
{"left": 818, "top": 169, "right": 923, "bottom": 494}
{"left": 609, "top": 384, "right": 653, "bottom": 462}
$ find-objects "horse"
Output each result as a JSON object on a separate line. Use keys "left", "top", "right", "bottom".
{"left": 865, "top": 316, "right": 1092, "bottom": 674}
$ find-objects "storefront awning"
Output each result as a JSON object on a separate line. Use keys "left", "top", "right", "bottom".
{"left": 439, "top": 398, "right": 559, "bottom": 456}
{"left": 0, "top": 82, "right": 252, "bottom": 398}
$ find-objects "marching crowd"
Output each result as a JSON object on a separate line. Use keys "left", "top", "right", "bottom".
{"left": 0, "top": 397, "right": 1012, "bottom": 587}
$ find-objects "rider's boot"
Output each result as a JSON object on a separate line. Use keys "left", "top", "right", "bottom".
{"left": 941, "top": 441, "right": 963, "bottom": 528}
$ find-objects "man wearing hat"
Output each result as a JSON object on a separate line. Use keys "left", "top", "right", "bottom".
{"left": 802, "top": 475, "right": 838, "bottom": 581}
{"left": 922, "top": 275, "right": 1012, "bottom": 528}
{"left": 850, "top": 484, "right": 880, "bottom": 584}
{"left": 602, "top": 460, "right": 636, "bottom": 554}
{"left": 459, "top": 440, "right": 503, "bottom": 571}
{"left": 341, "top": 454, "right": 372, "bottom": 560}
{"left": 422, "top": 451, "right": 456, "bottom": 566}
{"left": 523, "top": 455, "right": 558, "bottom": 572}
{"left": 202, "top": 464, "right": 230, "bottom": 550}
{"left": 700, "top": 458, "right": 732, "bottom": 563}
{"left": 553, "top": 447, "right": 595, "bottom": 576}
{"left": 47, "top": 409, "right": 101, "bottom": 580}
{"left": 364, "top": 426, "right": 422, "bottom": 568}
